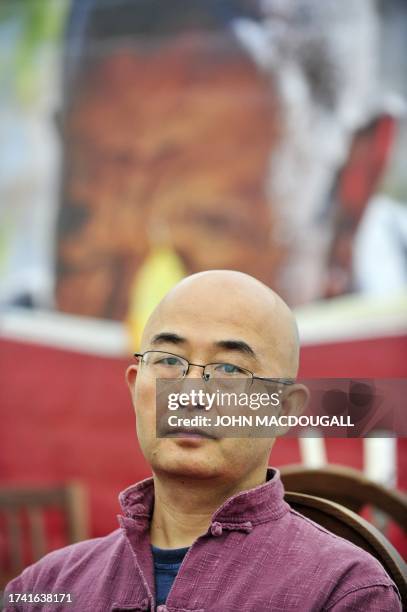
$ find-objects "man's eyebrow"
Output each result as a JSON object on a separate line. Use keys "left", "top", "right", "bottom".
{"left": 215, "top": 339, "right": 256, "bottom": 358}
{"left": 149, "top": 334, "right": 256, "bottom": 358}
{"left": 150, "top": 332, "right": 187, "bottom": 346}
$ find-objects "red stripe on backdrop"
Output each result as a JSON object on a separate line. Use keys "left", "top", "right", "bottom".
{"left": 1, "top": 334, "right": 406, "bottom": 553}
{"left": 0, "top": 339, "right": 148, "bottom": 537}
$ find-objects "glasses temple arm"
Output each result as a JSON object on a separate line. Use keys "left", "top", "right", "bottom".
{"left": 253, "top": 376, "right": 295, "bottom": 385}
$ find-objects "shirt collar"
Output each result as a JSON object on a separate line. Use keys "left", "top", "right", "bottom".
{"left": 118, "top": 468, "right": 288, "bottom": 529}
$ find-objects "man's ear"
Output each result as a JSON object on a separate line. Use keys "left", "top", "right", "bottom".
{"left": 125, "top": 364, "right": 138, "bottom": 397}
{"left": 280, "top": 384, "right": 309, "bottom": 419}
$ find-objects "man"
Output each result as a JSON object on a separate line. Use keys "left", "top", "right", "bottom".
{"left": 4, "top": 271, "right": 401, "bottom": 611}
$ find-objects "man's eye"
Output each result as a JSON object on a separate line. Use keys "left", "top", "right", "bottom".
{"left": 216, "top": 363, "right": 243, "bottom": 375}
{"left": 158, "top": 357, "right": 182, "bottom": 366}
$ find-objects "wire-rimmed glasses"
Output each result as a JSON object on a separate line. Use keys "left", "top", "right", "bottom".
{"left": 134, "top": 350, "right": 294, "bottom": 386}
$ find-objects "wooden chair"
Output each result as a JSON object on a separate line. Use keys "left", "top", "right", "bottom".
{"left": 285, "top": 491, "right": 407, "bottom": 607}
{"left": 280, "top": 464, "right": 407, "bottom": 533}
{"left": 0, "top": 481, "right": 88, "bottom": 589}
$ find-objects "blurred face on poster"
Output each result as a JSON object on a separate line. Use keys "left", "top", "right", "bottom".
{"left": 58, "top": 36, "right": 283, "bottom": 320}
{"left": 56, "top": 0, "right": 401, "bottom": 322}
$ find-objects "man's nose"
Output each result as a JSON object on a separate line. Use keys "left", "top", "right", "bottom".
{"left": 181, "top": 365, "right": 207, "bottom": 410}
{"left": 186, "top": 364, "right": 205, "bottom": 379}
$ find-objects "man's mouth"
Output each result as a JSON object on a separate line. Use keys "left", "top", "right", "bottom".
{"left": 164, "top": 427, "right": 217, "bottom": 440}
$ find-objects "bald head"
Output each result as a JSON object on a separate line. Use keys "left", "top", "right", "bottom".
{"left": 141, "top": 270, "right": 300, "bottom": 377}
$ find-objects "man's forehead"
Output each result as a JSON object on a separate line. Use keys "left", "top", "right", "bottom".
{"left": 143, "top": 295, "right": 279, "bottom": 356}
{"left": 151, "top": 292, "right": 269, "bottom": 333}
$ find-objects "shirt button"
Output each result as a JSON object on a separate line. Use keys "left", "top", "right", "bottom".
{"left": 156, "top": 606, "right": 168, "bottom": 612}
{"left": 211, "top": 521, "right": 223, "bottom": 536}
{"left": 140, "top": 599, "right": 150, "bottom": 611}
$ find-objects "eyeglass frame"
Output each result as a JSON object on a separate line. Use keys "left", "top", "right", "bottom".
{"left": 133, "top": 350, "right": 294, "bottom": 386}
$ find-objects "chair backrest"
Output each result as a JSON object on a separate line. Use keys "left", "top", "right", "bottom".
{"left": 0, "top": 481, "right": 88, "bottom": 588}
{"left": 280, "top": 464, "right": 407, "bottom": 531}
{"left": 285, "top": 491, "right": 407, "bottom": 607}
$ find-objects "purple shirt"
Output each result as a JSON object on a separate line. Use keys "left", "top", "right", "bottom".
{"left": 4, "top": 469, "right": 401, "bottom": 611}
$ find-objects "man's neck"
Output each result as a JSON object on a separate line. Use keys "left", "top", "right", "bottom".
{"left": 150, "top": 466, "right": 269, "bottom": 549}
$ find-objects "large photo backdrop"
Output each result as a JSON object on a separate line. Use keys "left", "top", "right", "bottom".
{"left": 1, "top": 0, "right": 407, "bottom": 334}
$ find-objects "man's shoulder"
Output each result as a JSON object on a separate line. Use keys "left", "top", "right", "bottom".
{"left": 5, "top": 528, "right": 127, "bottom": 593}
{"left": 32, "top": 527, "right": 124, "bottom": 568}
{"left": 250, "top": 506, "right": 401, "bottom": 608}
{"left": 286, "top": 506, "right": 391, "bottom": 566}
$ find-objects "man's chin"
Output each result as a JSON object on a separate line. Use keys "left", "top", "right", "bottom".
{"left": 151, "top": 444, "right": 222, "bottom": 480}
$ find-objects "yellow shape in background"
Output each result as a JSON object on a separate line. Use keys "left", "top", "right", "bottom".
{"left": 126, "top": 246, "right": 186, "bottom": 350}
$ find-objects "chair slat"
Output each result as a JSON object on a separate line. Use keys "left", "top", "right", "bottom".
{"left": 0, "top": 482, "right": 88, "bottom": 590}
{"left": 28, "top": 507, "right": 46, "bottom": 561}
{"left": 5, "top": 510, "right": 23, "bottom": 573}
